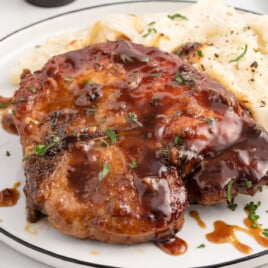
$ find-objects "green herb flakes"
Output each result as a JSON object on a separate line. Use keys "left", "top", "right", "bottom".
{"left": 35, "top": 144, "right": 54, "bottom": 157}
{"left": 99, "top": 162, "right": 110, "bottom": 181}
{"left": 63, "top": 77, "right": 74, "bottom": 82}
{"left": 52, "top": 136, "right": 60, "bottom": 143}
{"left": 86, "top": 108, "right": 96, "bottom": 115}
{"left": 11, "top": 98, "right": 26, "bottom": 105}
{"left": 142, "top": 28, "right": 157, "bottom": 38}
{"left": 128, "top": 112, "right": 143, "bottom": 127}
{"left": 226, "top": 180, "right": 234, "bottom": 203}
{"left": 5, "top": 151, "right": 11, "bottom": 157}
{"left": 206, "top": 117, "right": 215, "bottom": 124}
{"left": 148, "top": 21, "right": 156, "bottom": 26}
{"left": 174, "top": 136, "right": 183, "bottom": 145}
{"left": 0, "top": 103, "right": 8, "bottom": 109}
{"left": 229, "top": 203, "right": 238, "bottom": 211}
{"left": 129, "top": 160, "right": 137, "bottom": 169}
{"left": 105, "top": 128, "right": 117, "bottom": 144}
{"left": 28, "top": 85, "right": 36, "bottom": 93}
{"left": 245, "top": 201, "right": 261, "bottom": 229}
{"left": 151, "top": 73, "right": 161, "bottom": 78}
{"left": 174, "top": 72, "right": 183, "bottom": 84}
{"left": 263, "top": 229, "right": 268, "bottom": 238}
{"left": 246, "top": 180, "right": 253, "bottom": 189}
{"left": 229, "top": 44, "right": 248, "bottom": 63}
{"left": 168, "top": 13, "right": 188, "bottom": 21}
{"left": 197, "top": 243, "right": 205, "bottom": 249}
{"left": 197, "top": 50, "right": 203, "bottom": 57}
{"left": 101, "top": 140, "right": 109, "bottom": 147}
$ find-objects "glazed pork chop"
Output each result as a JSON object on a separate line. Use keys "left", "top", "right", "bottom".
{"left": 12, "top": 40, "right": 268, "bottom": 244}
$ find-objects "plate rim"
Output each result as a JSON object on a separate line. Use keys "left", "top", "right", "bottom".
{"left": 0, "top": 1, "right": 267, "bottom": 267}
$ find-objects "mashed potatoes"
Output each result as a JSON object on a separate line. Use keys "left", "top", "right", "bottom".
{"left": 11, "top": 0, "right": 268, "bottom": 129}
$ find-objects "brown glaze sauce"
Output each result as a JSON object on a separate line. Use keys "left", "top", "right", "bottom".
{"left": 9, "top": 40, "right": 268, "bottom": 243}
{"left": 189, "top": 210, "right": 206, "bottom": 228}
{"left": 1, "top": 113, "right": 18, "bottom": 135}
{"left": 206, "top": 218, "right": 268, "bottom": 254}
{"left": 12, "top": 40, "right": 268, "bottom": 205}
{"left": 156, "top": 237, "right": 187, "bottom": 255}
{"left": 0, "top": 181, "right": 20, "bottom": 207}
{"left": 0, "top": 96, "right": 17, "bottom": 134}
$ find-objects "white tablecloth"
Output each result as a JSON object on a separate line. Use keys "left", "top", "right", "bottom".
{"left": 0, "top": 0, "right": 267, "bottom": 267}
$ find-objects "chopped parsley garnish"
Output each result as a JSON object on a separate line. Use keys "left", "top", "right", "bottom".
{"left": 151, "top": 73, "right": 161, "bottom": 78}
{"left": 174, "top": 136, "right": 183, "bottom": 145}
{"left": 226, "top": 180, "right": 238, "bottom": 211}
{"left": 226, "top": 180, "right": 234, "bottom": 203}
{"left": 229, "top": 203, "right": 238, "bottom": 211}
{"left": 245, "top": 201, "right": 261, "bottom": 228}
{"left": 263, "top": 229, "right": 268, "bottom": 237}
{"left": 119, "top": 54, "right": 134, "bottom": 63}
{"left": 11, "top": 98, "right": 26, "bottom": 104}
{"left": 63, "top": 77, "right": 74, "bottom": 82}
{"left": 174, "top": 72, "right": 183, "bottom": 84}
{"left": 86, "top": 108, "right": 96, "bottom": 115}
{"left": 128, "top": 112, "right": 143, "bottom": 127}
{"left": 229, "top": 44, "right": 248, "bottom": 63}
{"left": 197, "top": 50, "right": 204, "bottom": 57}
{"left": 246, "top": 180, "right": 253, "bottom": 189}
{"left": 52, "top": 136, "right": 60, "bottom": 143}
{"left": 105, "top": 128, "right": 117, "bottom": 144}
{"left": 101, "top": 140, "right": 109, "bottom": 147}
{"left": 197, "top": 243, "right": 205, "bottom": 248}
{"left": 205, "top": 117, "right": 215, "bottom": 124}
{"left": 35, "top": 136, "right": 60, "bottom": 157}
{"left": 168, "top": 13, "right": 188, "bottom": 20}
{"left": 142, "top": 28, "right": 157, "bottom": 38}
{"left": 148, "top": 21, "right": 156, "bottom": 26}
{"left": 129, "top": 160, "right": 137, "bottom": 169}
{"left": 99, "top": 162, "right": 110, "bottom": 181}
{"left": 84, "top": 79, "right": 94, "bottom": 84}
{"left": 0, "top": 103, "right": 8, "bottom": 108}
{"left": 35, "top": 144, "right": 54, "bottom": 157}
{"left": 5, "top": 151, "right": 11, "bottom": 157}
{"left": 142, "top": 57, "right": 150, "bottom": 63}
{"left": 28, "top": 85, "right": 36, "bottom": 93}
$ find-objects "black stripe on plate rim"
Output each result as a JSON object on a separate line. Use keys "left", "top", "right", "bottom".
{"left": 0, "top": 1, "right": 265, "bottom": 267}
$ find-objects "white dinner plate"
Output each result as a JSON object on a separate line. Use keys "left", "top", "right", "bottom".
{"left": 0, "top": 1, "right": 268, "bottom": 267}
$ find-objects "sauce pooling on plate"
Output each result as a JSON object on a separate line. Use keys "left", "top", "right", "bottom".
{"left": 189, "top": 210, "right": 206, "bottom": 229}
{"left": 0, "top": 182, "right": 21, "bottom": 207}
{"left": 206, "top": 218, "right": 268, "bottom": 254}
{"left": 155, "top": 237, "right": 188, "bottom": 255}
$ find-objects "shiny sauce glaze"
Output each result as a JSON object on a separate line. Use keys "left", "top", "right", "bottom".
{"left": 1, "top": 113, "right": 18, "bottom": 135}
{"left": 0, "top": 181, "right": 20, "bottom": 207}
{"left": 155, "top": 236, "right": 188, "bottom": 255}
{"left": 0, "top": 96, "right": 17, "bottom": 135}
{"left": 15, "top": 40, "right": 268, "bottom": 201}
{"left": 9, "top": 40, "right": 268, "bottom": 243}
{"left": 189, "top": 210, "right": 206, "bottom": 228}
{"left": 67, "top": 134, "right": 184, "bottom": 228}
{"left": 206, "top": 218, "right": 268, "bottom": 254}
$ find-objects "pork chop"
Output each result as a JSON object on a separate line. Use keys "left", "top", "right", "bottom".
{"left": 12, "top": 40, "right": 268, "bottom": 243}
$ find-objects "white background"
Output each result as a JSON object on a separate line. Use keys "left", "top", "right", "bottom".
{"left": 0, "top": 0, "right": 268, "bottom": 267}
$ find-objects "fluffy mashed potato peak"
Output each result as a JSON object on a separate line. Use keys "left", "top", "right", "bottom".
{"left": 11, "top": 0, "right": 268, "bottom": 129}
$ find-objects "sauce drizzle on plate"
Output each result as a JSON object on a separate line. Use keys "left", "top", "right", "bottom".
{"left": 189, "top": 210, "right": 206, "bottom": 228}
{"left": 155, "top": 237, "right": 187, "bottom": 255}
{"left": 206, "top": 218, "right": 268, "bottom": 254}
{"left": 0, "top": 181, "right": 20, "bottom": 207}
